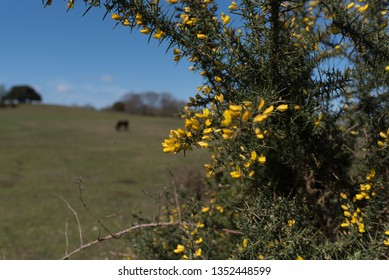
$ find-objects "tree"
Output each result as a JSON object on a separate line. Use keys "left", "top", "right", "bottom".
{"left": 0, "top": 84, "right": 6, "bottom": 107}
{"left": 50, "top": 1, "right": 389, "bottom": 260}
{"left": 3, "top": 85, "right": 42, "bottom": 104}
{"left": 116, "top": 91, "right": 185, "bottom": 116}
{"left": 112, "top": 101, "right": 126, "bottom": 111}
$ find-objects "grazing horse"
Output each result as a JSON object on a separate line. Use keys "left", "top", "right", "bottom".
{"left": 116, "top": 120, "right": 129, "bottom": 132}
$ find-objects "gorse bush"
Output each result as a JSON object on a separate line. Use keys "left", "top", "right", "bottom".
{"left": 50, "top": 0, "right": 389, "bottom": 259}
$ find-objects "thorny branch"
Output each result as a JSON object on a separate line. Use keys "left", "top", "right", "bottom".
{"left": 61, "top": 221, "right": 242, "bottom": 259}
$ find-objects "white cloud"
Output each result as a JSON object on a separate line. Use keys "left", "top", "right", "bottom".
{"left": 100, "top": 75, "right": 113, "bottom": 83}
{"left": 55, "top": 83, "right": 73, "bottom": 93}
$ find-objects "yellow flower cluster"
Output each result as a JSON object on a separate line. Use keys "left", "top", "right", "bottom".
{"left": 173, "top": 3, "right": 233, "bottom": 49}
{"left": 111, "top": 12, "right": 131, "bottom": 26}
{"left": 163, "top": 94, "right": 291, "bottom": 179}
{"left": 153, "top": 29, "right": 165, "bottom": 39}
{"left": 377, "top": 128, "right": 389, "bottom": 148}
{"left": 201, "top": 202, "right": 224, "bottom": 214}
{"left": 173, "top": 220, "right": 205, "bottom": 259}
{"left": 221, "top": 13, "right": 230, "bottom": 25}
{"left": 162, "top": 128, "right": 190, "bottom": 154}
{"left": 288, "top": 219, "right": 296, "bottom": 227}
{"left": 111, "top": 11, "right": 167, "bottom": 40}
{"left": 340, "top": 169, "right": 377, "bottom": 234}
{"left": 384, "top": 230, "right": 389, "bottom": 246}
{"left": 340, "top": 203, "right": 365, "bottom": 233}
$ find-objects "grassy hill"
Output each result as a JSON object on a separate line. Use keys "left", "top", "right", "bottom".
{"left": 0, "top": 104, "right": 209, "bottom": 259}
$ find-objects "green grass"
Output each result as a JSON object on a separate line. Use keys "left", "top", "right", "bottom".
{"left": 0, "top": 104, "right": 209, "bottom": 259}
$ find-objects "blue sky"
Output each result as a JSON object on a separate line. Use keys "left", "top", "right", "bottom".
{"left": 0, "top": 0, "right": 203, "bottom": 109}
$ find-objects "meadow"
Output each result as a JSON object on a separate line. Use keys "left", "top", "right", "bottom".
{"left": 0, "top": 104, "right": 208, "bottom": 259}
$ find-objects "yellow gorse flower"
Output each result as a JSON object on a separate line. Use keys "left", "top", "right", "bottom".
{"left": 153, "top": 29, "right": 165, "bottom": 39}
{"left": 263, "top": 105, "right": 274, "bottom": 115}
{"left": 358, "top": 223, "right": 365, "bottom": 233}
{"left": 341, "top": 219, "right": 350, "bottom": 227}
{"left": 258, "top": 155, "right": 266, "bottom": 164}
{"left": 215, "top": 93, "right": 224, "bottom": 103}
{"left": 229, "top": 1, "right": 237, "bottom": 10}
{"left": 366, "top": 169, "right": 376, "bottom": 180}
{"left": 230, "top": 165, "right": 242, "bottom": 179}
{"left": 195, "top": 237, "right": 203, "bottom": 244}
{"left": 195, "top": 248, "right": 202, "bottom": 257}
{"left": 221, "top": 111, "right": 232, "bottom": 127}
{"left": 174, "top": 244, "right": 185, "bottom": 253}
{"left": 229, "top": 104, "right": 242, "bottom": 114}
{"left": 288, "top": 219, "right": 296, "bottom": 227}
{"left": 276, "top": 104, "right": 288, "bottom": 112}
{"left": 250, "top": 150, "right": 257, "bottom": 161}
{"left": 340, "top": 192, "right": 348, "bottom": 199}
{"left": 355, "top": 193, "right": 365, "bottom": 200}
{"left": 346, "top": 2, "right": 355, "bottom": 10}
{"left": 197, "top": 141, "right": 209, "bottom": 148}
{"left": 221, "top": 13, "right": 230, "bottom": 25}
{"left": 258, "top": 99, "right": 265, "bottom": 110}
{"left": 67, "top": 0, "right": 74, "bottom": 9}
{"left": 162, "top": 130, "right": 182, "bottom": 153}
{"left": 242, "top": 110, "right": 250, "bottom": 121}
{"left": 111, "top": 13, "right": 122, "bottom": 21}
{"left": 358, "top": 4, "right": 369, "bottom": 13}
{"left": 222, "top": 128, "right": 234, "bottom": 140}
{"left": 343, "top": 211, "right": 352, "bottom": 217}
{"left": 122, "top": 19, "right": 130, "bottom": 26}
{"left": 253, "top": 114, "right": 268, "bottom": 123}
{"left": 173, "top": 48, "right": 181, "bottom": 55}
{"left": 140, "top": 27, "right": 151, "bottom": 34}
{"left": 255, "top": 128, "right": 265, "bottom": 139}
{"left": 135, "top": 13, "right": 143, "bottom": 25}
{"left": 197, "top": 221, "right": 205, "bottom": 228}
{"left": 378, "top": 129, "right": 389, "bottom": 147}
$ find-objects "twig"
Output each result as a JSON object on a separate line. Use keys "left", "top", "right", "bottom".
{"left": 57, "top": 194, "right": 83, "bottom": 246}
{"left": 168, "top": 170, "right": 182, "bottom": 223}
{"left": 64, "top": 218, "right": 69, "bottom": 256}
{"left": 173, "top": 182, "right": 182, "bottom": 223}
{"left": 76, "top": 177, "right": 115, "bottom": 238}
{"left": 61, "top": 221, "right": 243, "bottom": 260}
{"left": 61, "top": 221, "right": 181, "bottom": 259}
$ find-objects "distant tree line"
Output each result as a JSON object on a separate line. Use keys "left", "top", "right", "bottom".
{"left": 0, "top": 85, "right": 42, "bottom": 107}
{"left": 111, "top": 92, "right": 186, "bottom": 117}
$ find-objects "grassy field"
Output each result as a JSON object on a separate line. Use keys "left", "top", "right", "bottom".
{"left": 0, "top": 104, "right": 209, "bottom": 259}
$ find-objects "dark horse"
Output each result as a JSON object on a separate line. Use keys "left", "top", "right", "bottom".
{"left": 116, "top": 120, "right": 129, "bottom": 132}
